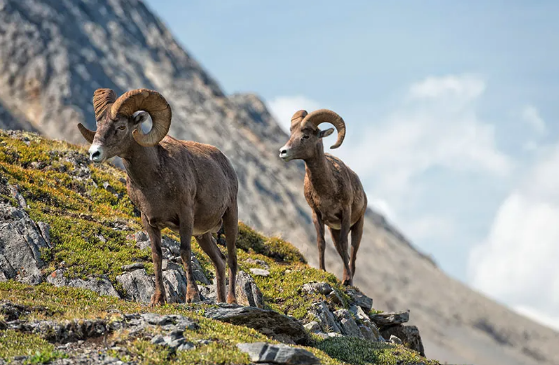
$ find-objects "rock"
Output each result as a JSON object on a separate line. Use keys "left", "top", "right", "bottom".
{"left": 349, "top": 305, "right": 381, "bottom": 341}
{"left": 249, "top": 268, "right": 270, "bottom": 277}
{"left": 47, "top": 269, "right": 120, "bottom": 298}
{"left": 328, "top": 290, "right": 344, "bottom": 305}
{"left": 334, "top": 309, "right": 361, "bottom": 337}
{"left": 381, "top": 325, "right": 425, "bottom": 357}
{"left": 308, "top": 301, "right": 341, "bottom": 334}
{"left": 346, "top": 288, "right": 373, "bottom": 312}
{"left": 122, "top": 263, "right": 144, "bottom": 271}
{"left": 204, "top": 304, "right": 309, "bottom": 345}
{"left": 304, "top": 321, "right": 321, "bottom": 333}
{"left": 116, "top": 269, "right": 155, "bottom": 303}
{"left": 150, "top": 334, "right": 195, "bottom": 351}
{"left": 370, "top": 310, "right": 410, "bottom": 329}
{"left": 245, "top": 258, "right": 269, "bottom": 269}
{"left": 0, "top": 202, "right": 51, "bottom": 284}
{"left": 390, "top": 335, "right": 403, "bottom": 345}
{"left": 134, "top": 231, "right": 150, "bottom": 250}
{"left": 301, "top": 282, "right": 333, "bottom": 295}
{"left": 237, "top": 342, "right": 320, "bottom": 364}
{"left": 235, "top": 270, "right": 264, "bottom": 308}
{"left": 163, "top": 259, "right": 210, "bottom": 285}
{"left": 162, "top": 269, "right": 187, "bottom": 303}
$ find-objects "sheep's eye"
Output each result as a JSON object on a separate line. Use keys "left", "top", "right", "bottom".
{"left": 117, "top": 125, "right": 126, "bottom": 131}
{"left": 302, "top": 135, "right": 310, "bottom": 140}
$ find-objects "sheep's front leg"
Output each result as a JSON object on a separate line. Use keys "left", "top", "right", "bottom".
{"left": 312, "top": 210, "right": 326, "bottom": 271}
{"left": 142, "top": 213, "right": 165, "bottom": 306}
{"left": 179, "top": 208, "right": 200, "bottom": 303}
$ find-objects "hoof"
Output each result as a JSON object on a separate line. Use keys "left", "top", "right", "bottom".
{"left": 342, "top": 278, "right": 353, "bottom": 286}
{"left": 226, "top": 293, "right": 237, "bottom": 305}
{"left": 149, "top": 292, "right": 166, "bottom": 307}
{"left": 185, "top": 289, "right": 201, "bottom": 303}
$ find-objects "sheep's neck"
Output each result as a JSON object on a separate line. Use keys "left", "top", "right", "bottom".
{"left": 121, "top": 143, "right": 161, "bottom": 188}
{"left": 304, "top": 146, "right": 335, "bottom": 195}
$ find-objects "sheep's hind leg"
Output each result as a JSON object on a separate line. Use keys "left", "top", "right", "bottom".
{"left": 350, "top": 212, "right": 365, "bottom": 279}
{"left": 329, "top": 227, "right": 352, "bottom": 286}
{"left": 223, "top": 204, "right": 239, "bottom": 304}
{"left": 142, "top": 214, "right": 166, "bottom": 306}
{"left": 196, "top": 233, "right": 226, "bottom": 303}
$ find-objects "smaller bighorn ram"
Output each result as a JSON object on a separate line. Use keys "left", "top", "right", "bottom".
{"left": 279, "top": 110, "right": 367, "bottom": 286}
{"left": 77, "top": 88, "right": 239, "bottom": 305}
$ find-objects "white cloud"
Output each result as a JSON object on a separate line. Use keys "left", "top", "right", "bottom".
{"left": 267, "top": 96, "right": 322, "bottom": 133}
{"left": 403, "top": 215, "right": 456, "bottom": 241}
{"left": 521, "top": 105, "right": 546, "bottom": 135}
{"left": 339, "top": 74, "right": 512, "bottom": 206}
{"left": 408, "top": 74, "right": 485, "bottom": 101}
{"left": 469, "top": 144, "right": 559, "bottom": 331}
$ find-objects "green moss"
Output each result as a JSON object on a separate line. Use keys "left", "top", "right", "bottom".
{"left": 236, "top": 222, "right": 306, "bottom": 264}
{"left": 0, "top": 330, "right": 59, "bottom": 362}
{"left": 316, "top": 337, "right": 439, "bottom": 365}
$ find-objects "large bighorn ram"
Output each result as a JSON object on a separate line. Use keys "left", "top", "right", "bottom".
{"left": 279, "top": 110, "right": 367, "bottom": 286}
{"left": 77, "top": 88, "right": 238, "bottom": 305}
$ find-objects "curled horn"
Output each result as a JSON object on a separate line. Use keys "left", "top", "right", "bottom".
{"left": 301, "top": 109, "right": 346, "bottom": 149}
{"left": 77, "top": 88, "right": 117, "bottom": 144}
{"left": 290, "top": 110, "right": 308, "bottom": 130}
{"left": 110, "top": 88, "right": 172, "bottom": 147}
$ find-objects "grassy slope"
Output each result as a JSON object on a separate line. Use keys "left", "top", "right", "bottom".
{"left": 0, "top": 130, "right": 438, "bottom": 365}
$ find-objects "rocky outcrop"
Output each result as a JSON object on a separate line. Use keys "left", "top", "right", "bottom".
{"left": 237, "top": 342, "right": 320, "bottom": 365}
{"left": 381, "top": 325, "right": 425, "bottom": 357}
{"left": 370, "top": 310, "right": 410, "bottom": 329}
{"left": 47, "top": 269, "right": 119, "bottom": 298}
{"left": 235, "top": 270, "right": 264, "bottom": 308}
{"left": 0, "top": 200, "right": 50, "bottom": 284}
{"left": 204, "top": 304, "right": 309, "bottom": 345}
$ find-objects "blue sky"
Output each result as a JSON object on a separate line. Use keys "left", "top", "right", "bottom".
{"left": 145, "top": 0, "right": 559, "bottom": 329}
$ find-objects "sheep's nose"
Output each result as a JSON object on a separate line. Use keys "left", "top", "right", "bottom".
{"left": 279, "top": 148, "right": 287, "bottom": 156}
{"left": 88, "top": 144, "right": 105, "bottom": 163}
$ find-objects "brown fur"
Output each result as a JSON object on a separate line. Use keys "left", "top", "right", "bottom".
{"left": 280, "top": 114, "right": 367, "bottom": 285}
{"left": 81, "top": 108, "right": 238, "bottom": 306}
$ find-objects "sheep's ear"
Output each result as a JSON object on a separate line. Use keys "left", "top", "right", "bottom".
{"left": 132, "top": 111, "right": 149, "bottom": 125}
{"left": 318, "top": 128, "right": 334, "bottom": 139}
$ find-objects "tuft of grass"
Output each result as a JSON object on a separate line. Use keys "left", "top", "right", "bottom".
{"left": 316, "top": 336, "right": 439, "bottom": 365}
{"left": 236, "top": 222, "right": 306, "bottom": 264}
{"left": 0, "top": 330, "right": 59, "bottom": 362}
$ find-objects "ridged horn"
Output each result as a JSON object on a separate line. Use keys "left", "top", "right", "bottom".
{"left": 110, "top": 88, "right": 172, "bottom": 147}
{"left": 77, "top": 123, "right": 95, "bottom": 144}
{"left": 93, "top": 88, "right": 117, "bottom": 123}
{"left": 301, "top": 109, "right": 346, "bottom": 149}
{"left": 290, "top": 110, "right": 308, "bottom": 130}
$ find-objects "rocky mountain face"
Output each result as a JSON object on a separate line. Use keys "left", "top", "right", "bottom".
{"left": 0, "top": 1, "right": 557, "bottom": 364}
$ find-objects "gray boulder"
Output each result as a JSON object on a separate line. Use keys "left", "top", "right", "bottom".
{"left": 370, "top": 310, "right": 410, "bottom": 329}
{"left": 0, "top": 202, "right": 50, "bottom": 284}
{"left": 346, "top": 288, "right": 373, "bottom": 312}
{"left": 235, "top": 270, "right": 264, "bottom": 308}
{"left": 47, "top": 269, "right": 119, "bottom": 298}
{"left": 204, "top": 304, "right": 309, "bottom": 345}
{"left": 333, "top": 309, "right": 361, "bottom": 337}
{"left": 308, "top": 301, "right": 341, "bottom": 334}
{"left": 237, "top": 342, "right": 320, "bottom": 364}
{"left": 381, "top": 324, "right": 425, "bottom": 357}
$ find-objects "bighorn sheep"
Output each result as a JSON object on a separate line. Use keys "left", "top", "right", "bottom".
{"left": 77, "top": 88, "right": 238, "bottom": 305}
{"left": 279, "top": 110, "right": 367, "bottom": 286}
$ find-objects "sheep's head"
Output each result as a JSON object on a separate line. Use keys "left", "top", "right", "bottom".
{"left": 279, "top": 109, "right": 346, "bottom": 162}
{"left": 77, "top": 88, "right": 172, "bottom": 163}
